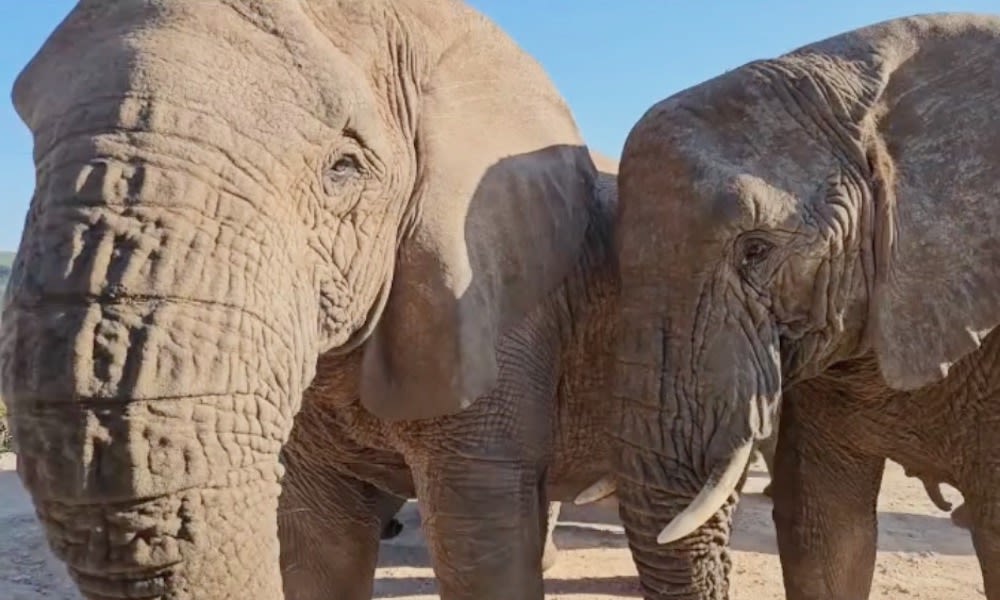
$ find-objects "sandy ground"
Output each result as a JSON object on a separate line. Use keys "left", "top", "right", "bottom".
{"left": 0, "top": 452, "right": 984, "bottom": 599}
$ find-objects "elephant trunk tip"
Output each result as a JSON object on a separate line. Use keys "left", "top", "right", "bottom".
{"left": 656, "top": 439, "right": 754, "bottom": 545}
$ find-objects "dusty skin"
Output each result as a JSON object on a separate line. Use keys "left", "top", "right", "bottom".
{"left": 0, "top": 453, "right": 982, "bottom": 599}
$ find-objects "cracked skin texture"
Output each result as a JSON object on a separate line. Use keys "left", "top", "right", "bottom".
{"left": 614, "top": 12, "right": 1000, "bottom": 600}
{"left": 0, "top": 1, "right": 622, "bottom": 599}
{"left": 278, "top": 169, "right": 620, "bottom": 599}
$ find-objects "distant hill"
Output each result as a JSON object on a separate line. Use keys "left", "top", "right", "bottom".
{"left": 0, "top": 251, "right": 14, "bottom": 300}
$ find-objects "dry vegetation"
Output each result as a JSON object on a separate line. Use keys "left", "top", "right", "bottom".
{"left": 0, "top": 403, "right": 7, "bottom": 453}
{"left": 0, "top": 251, "right": 12, "bottom": 451}
{"left": 0, "top": 251, "right": 12, "bottom": 297}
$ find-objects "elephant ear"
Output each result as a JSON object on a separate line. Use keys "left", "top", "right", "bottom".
{"left": 859, "top": 17, "right": 1000, "bottom": 390}
{"left": 359, "top": 19, "right": 596, "bottom": 420}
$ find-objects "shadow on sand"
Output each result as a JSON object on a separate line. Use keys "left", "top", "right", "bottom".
{"left": 731, "top": 491, "right": 974, "bottom": 557}
{"left": 373, "top": 576, "right": 642, "bottom": 598}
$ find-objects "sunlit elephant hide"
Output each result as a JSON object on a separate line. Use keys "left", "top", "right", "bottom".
{"left": 0, "top": 1, "right": 624, "bottom": 599}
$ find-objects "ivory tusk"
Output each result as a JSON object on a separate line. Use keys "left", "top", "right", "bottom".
{"left": 574, "top": 476, "right": 617, "bottom": 505}
{"left": 657, "top": 439, "right": 754, "bottom": 545}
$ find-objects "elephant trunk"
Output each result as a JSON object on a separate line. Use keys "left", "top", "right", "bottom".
{"left": 1, "top": 156, "right": 314, "bottom": 598}
{"left": 612, "top": 300, "right": 779, "bottom": 599}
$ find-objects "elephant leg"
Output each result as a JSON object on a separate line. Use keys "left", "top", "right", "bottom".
{"left": 541, "top": 501, "right": 561, "bottom": 572}
{"left": 376, "top": 492, "right": 408, "bottom": 540}
{"left": 968, "top": 494, "right": 1000, "bottom": 598}
{"left": 279, "top": 459, "right": 390, "bottom": 600}
{"left": 412, "top": 458, "right": 545, "bottom": 600}
{"left": 772, "top": 387, "right": 885, "bottom": 600}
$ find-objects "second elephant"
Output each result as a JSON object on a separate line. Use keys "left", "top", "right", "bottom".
{"left": 614, "top": 12, "right": 1000, "bottom": 600}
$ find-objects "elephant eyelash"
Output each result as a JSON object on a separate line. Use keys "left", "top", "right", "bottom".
{"left": 328, "top": 154, "right": 361, "bottom": 177}
{"left": 332, "top": 155, "right": 359, "bottom": 171}
{"left": 738, "top": 236, "right": 774, "bottom": 271}
{"left": 321, "top": 153, "right": 364, "bottom": 194}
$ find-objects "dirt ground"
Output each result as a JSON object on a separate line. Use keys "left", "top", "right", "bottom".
{"left": 0, "top": 452, "right": 983, "bottom": 599}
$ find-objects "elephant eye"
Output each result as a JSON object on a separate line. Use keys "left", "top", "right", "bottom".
{"left": 739, "top": 237, "right": 774, "bottom": 270}
{"left": 323, "top": 154, "right": 362, "bottom": 192}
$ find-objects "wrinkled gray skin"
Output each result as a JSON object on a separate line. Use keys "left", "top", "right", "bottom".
{"left": 0, "top": 1, "right": 622, "bottom": 599}
{"left": 615, "top": 13, "right": 1000, "bottom": 600}
{"left": 278, "top": 307, "right": 623, "bottom": 600}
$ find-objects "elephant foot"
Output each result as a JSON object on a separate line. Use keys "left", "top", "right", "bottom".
{"left": 541, "top": 540, "right": 558, "bottom": 572}
{"left": 951, "top": 503, "right": 972, "bottom": 530}
{"left": 381, "top": 518, "right": 404, "bottom": 540}
{"left": 762, "top": 482, "right": 773, "bottom": 498}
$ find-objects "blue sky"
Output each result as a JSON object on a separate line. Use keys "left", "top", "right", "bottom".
{"left": 1, "top": 2, "right": 997, "bottom": 250}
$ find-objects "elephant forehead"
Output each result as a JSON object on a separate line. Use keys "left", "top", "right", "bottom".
{"left": 621, "top": 140, "right": 795, "bottom": 237}
{"left": 623, "top": 106, "right": 830, "bottom": 239}
{"left": 706, "top": 171, "right": 804, "bottom": 228}
{"left": 17, "top": 1, "right": 380, "bottom": 158}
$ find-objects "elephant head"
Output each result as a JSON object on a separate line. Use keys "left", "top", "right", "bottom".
{"left": 0, "top": 1, "right": 601, "bottom": 597}
{"left": 613, "top": 13, "right": 1000, "bottom": 597}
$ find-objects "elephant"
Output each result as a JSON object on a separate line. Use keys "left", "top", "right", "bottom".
{"left": 612, "top": 12, "right": 1000, "bottom": 600}
{"left": 0, "top": 1, "right": 623, "bottom": 598}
